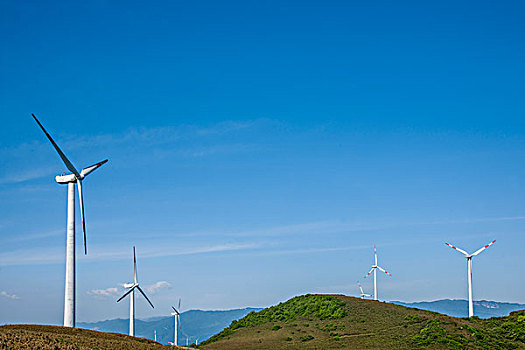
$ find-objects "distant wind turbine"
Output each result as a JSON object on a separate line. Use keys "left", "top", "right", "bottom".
{"left": 117, "top": 246, "right": 154, "bottom": 336}
{"left": 363, "top": 245, "right": 391, "bottom": 301}
{"left": 445, "top": 240, "right": 496, "bottom": 317}
{"left": 171, "top": 299, "right": 181, "bottom": 346}
{"left": 32, "top": 114, "right": 108, "bottom": 327}
{"left": 357, "top": 281, "right": 373, "bottom": 299}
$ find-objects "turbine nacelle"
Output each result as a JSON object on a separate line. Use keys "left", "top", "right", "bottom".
{"left": 55, "top": 159, "right": 109, "bottom": 184}
{"left": 56, "top": 174, "right": 77, "bottom": 184}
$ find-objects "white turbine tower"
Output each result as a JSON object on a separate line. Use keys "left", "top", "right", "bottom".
{"left": 171, "top": 299, "right": 181, "bottom": 346}
{"left": 32, "top": 114, "right": 107, "bottom": 327}
{"left": 363, "top": 245, "right": 391, "bottom": 301}
{"left": 117, "top": 246, "right": 154, "bottom": 336}
{"left": 445, "top": 239, "right": 496, "bottom": 318}
{"left": 357, "top": 281, "right": 373, "bottom": 299}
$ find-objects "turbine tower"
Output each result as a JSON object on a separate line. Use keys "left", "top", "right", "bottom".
{"left": 357, "top": 281, "right": 373, "bottom": 299}
{"left": 117, "top": 246, "right": 154, "bottom": 336}
{"left": 171, "top": 299, "right": 181, "bottom": 346}
{"left": 32, "top": 114, "right": 107, "bottom": 327}
{"left": 445, "top": 239, "right": 496, "bottom": 317}
{"left": 363, "top": 245, "right": 391, "bottom": 301}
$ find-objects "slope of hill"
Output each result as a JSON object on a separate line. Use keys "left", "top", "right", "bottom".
{"left": 78, "top": 308, "right": 261, "bottom": 345}
{"left": 391, "top": 299, "right": 525, "bottom": 318}
{"left": 0, "top": 324, "right": 176, "bottom": 349}
{"left": 199, "top": 294, "right": 525, "bottom": 350}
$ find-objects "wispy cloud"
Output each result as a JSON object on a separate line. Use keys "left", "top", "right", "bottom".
{"left": 222, "top": 216, "right": 525, "bottom": 238}
{"left": 0, "top": 119, "right": 269, "bottom": 185}
{"left": 0, "top": 167, "right": 56, "bottom": 185}
{"left": 87, "top": 287, "right": 120, "bottom": 297}
{"left": 87, "top": 281, "right": 172, "bottom": 299}
{"left": 1, "top": 291, "right": 20, "bottom": 300}
{"left": 0, "top": 229, "right": 63, "bottom": 244}
{"left": 0, "top": 242, "right": 259, "bottom": 266}
{"left": 144, "top": 281, "right": 171, "bottom": 294}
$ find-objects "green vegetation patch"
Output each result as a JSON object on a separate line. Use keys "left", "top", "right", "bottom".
{"left": 412, "top": 310, "right": 525, "bottom": 350}
{"left": 200, "top": 295, "right": 346, "bottom": 345}
{"left": 300, "top": 334, "right": 314, "bottom": 342}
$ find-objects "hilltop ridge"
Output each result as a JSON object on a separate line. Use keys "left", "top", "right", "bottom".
{"left": 200, "top": 294, "right": 525, "bottom": 349}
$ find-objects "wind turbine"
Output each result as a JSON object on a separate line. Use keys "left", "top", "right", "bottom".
{"left": 363, "top": 245, "right": 391, "bottom": 301}
{"left": 117, "top": 246, "right": 154, "bottom": 336}
{"left": 32, "top": 114, "right": 107, "bottom": 327}
{"left": 357, "top": 281, "right": 373, "bottom": 299}
{"left": 171, "top": 299, "right": 181, "bottom": 346}
{"left": 445, "top": 239, "right": 496, "bottom": 317}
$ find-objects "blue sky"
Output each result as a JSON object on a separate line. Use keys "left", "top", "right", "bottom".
{"left": 1, "top": 0, "right": 524, "bottom": 324}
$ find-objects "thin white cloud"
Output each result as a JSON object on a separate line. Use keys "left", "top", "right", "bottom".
{"left": 87, "top": 281, "right": 171, "bottom": 298}
{"left": 0, "top": 215, "right": 522, "bottom": 267}
{"left": 0, "top": 119, "right": 269, "bottom": 185}
{"left": 87, "top": 287, "right": 120, "bottom": 297}
{"left": 1, "top": 291, "right": 20, "bottom": 300}
{"left": 0, "top": 242, "right": 259, "bottom": 266}
{"left": 0, "top": 167, "right": 56, "bottom": 185}
{"left": 0, "top": 229, "right": 63, "bottom": 244}
{"left": 144, "top": 281, "right": 171, "bottom": 294}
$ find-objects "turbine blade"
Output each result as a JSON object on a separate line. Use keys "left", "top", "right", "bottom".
{"left": 445, "top": 242, "right": 469, "bottom": 256}
{"left": 117, "top": 285, "right": 136, "bottom": 303}
{"left": 32, "top": 114, "right": 80, "bottom": 177}
{"left": 133, "top": 246, "right": 137, "bottom": 283}
{"left": 471, "top": 240, "right": 496, "bottom": 256}
{"left": 364, "top": 268, "right": 374, "bottom": 279}
{"left": 374, "top": 245, "right": 377, "bottom": 265}
{"left": 76, "top": 179, "right": 87, "bottom": 255}
{"left": 172, "top": 306, "right": 180, "bottom": 315}
{"left": 377, "top": 266, "right": 392, "bottom": 276}
{"left": 80, "top": 159, "right": 108, "bottom": 178}
{"left": 357, "top": 281, "right": 364, "bottom": 294}
{"left": 178, "top": 298, "right": 181, "bottom": 310}
{"left": 136, "top": 285, "right": 154, "bottom": 309}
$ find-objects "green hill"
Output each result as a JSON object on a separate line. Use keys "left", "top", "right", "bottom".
{"left": 199, "top": 294, "right": 525, "bottom": 350}
{"left": 0, "top": 324, "right": 182, "bottom": 349}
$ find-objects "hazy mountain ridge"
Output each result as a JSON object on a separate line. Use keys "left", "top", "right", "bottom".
{"left": 78, "top": 307, "right": 261, "bottom": 345}
{"left": 391, "top": 299, "right": 525, "bottom": 318}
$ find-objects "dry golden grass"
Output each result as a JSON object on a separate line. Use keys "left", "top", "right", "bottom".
{"left": 0, "top": 324, "right": 180, "bottom": 350}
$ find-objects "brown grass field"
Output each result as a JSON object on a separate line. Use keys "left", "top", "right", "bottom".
{"left": 0, "top": 324, "right": 182, "bottom": 350}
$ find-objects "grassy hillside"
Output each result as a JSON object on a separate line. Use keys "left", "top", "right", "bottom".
{"left": 199, "top": 294, "right": 525, "bottom": 350}
{"left": 0, "top": 324, "right": 180, "bottom": 349}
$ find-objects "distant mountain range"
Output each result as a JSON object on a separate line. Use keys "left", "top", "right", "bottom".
{"left": 78, "top": 307, "right": 261, "bottom": 346}
{"left": 77, "top": 299, "right": 524, "bottom": 345}
{"left": 391, "top": 299, "right": 525, "bottom": 318}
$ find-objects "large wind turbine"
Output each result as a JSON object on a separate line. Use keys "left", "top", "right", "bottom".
{"left": 32, "top": 114, "right": 107, "bottom": 327}
{"left": 357, "top": 281, "right": 373, "bottom": 299}
{"left": 117, "top": 246, "right": 154, "bottom": 336}
{"left": 171, "top": 299, "right": 181, "bottom": 346}
{"left": 445, "top": 239, "right": 496, "bottom": 317}
{"left": 363, "top": 245, "right": 391, "bottom": 301}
